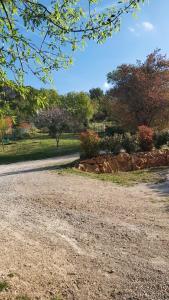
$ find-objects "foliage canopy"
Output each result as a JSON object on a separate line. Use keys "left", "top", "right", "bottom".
{"left": 106, "top": 50, "right": 169, "bottom": 130}
{"left": 0, "top": 0, "right": 145, "bottom": 83}
{"left": 60, "top": 91, "right": 94, "bottom": 127}
{"left": 35, "top": 107, "right": 73, "bottom": 147}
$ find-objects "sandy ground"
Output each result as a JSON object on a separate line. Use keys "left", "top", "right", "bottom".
{"left": 0, "top": 155, "right": 169, "bottom": 300}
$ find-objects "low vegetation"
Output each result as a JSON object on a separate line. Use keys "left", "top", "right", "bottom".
{"left": 0, "top": 281, "right": 9, "bottom": 292}
{"left": 51, "top": 296, "right": 62, "bottom": 300}
{"left": 16, "top": 296, "right": 31, "bottom": 300}
{"left": 57, "top": 165, "right": 167, "bottom": 186}
{"left": 80, "top": 130, "right": 100, "bottom": 158}
{"left": 80, "top": 126, "right": 169, "bottom": 159}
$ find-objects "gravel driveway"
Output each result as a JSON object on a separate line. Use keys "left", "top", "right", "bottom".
{"left": 0, "top": 155, "right": 169, "bottom": 300}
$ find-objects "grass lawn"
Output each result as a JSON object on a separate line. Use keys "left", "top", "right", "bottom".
{"left": 58, "top": 164, "right": 167, "bottom": 186}
{"left": 0, "top": 133, "right": 80, "bottom": 164}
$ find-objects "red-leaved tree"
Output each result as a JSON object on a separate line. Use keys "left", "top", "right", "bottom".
{"left": 138, "top": 125, "right": 153, "bottom": 152}
{"left": 106, "top": 49, "right": 169, "bottom": 130}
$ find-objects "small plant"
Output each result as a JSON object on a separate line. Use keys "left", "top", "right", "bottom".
{"left": 0, "top": 280, "right": 9, "bottom": 292}
{"left": 51, "top": 295, "right": 62, "bottom": 300}
{"left": 154, "top": 131, "right": 169, "bottom": 149}
{"left": 101, "top": 134, "right": 123, "bottom": 154}
{"left": 122, "top": 132, "right": 139, "bottom": 154}
{"left": 138, "top": 125, "right": 153, "bottom": 152}
{"left": 7, "top": 273, "right": 14, "bottom": 278}
{"left": 80, "top": 130, "right": 100, "bottom": 158}
{"left": 16, "top": 295, "right": 31, "bottom": 300}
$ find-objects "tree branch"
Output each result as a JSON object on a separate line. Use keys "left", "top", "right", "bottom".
{"left": 0, "top": 0, "right": 24, "bottom": 73}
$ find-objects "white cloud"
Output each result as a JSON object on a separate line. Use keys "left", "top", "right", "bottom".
{"left": 103, "top": 82, "right": 111, "bottom": 91}
{"left": 128, "top": 27, "right": 135, "bottom": 33}
{"left": 142, "top": 21, "right": 154, "bottom": 32}
{"left": 128, "top": 21, "right": 154, "bottom": 36}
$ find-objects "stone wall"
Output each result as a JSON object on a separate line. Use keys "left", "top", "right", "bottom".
{"left": 77, "top": 149, "right": 169, "bottom": 173}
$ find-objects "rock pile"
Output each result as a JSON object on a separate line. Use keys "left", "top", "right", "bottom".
{"left": 77, "top": 149, "right": 169, "bottom": 173}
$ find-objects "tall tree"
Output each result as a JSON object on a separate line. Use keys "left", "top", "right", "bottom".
{"left": 89, "top": 88, "right": 105, "bottom": 121}
{"left": 38, "top": 89, "right": 60, "bottom": 108}
{"left": 107, "top": 50, "right": 169, "bottom": 129}
{"left": 89, "top": 88, "right": 104, "bottom": 101}
{"left": 0, "top": 0, "right": 146, "bottom": 83}
{"left": 60, "top": 92, "right": 94, "bottom": 127}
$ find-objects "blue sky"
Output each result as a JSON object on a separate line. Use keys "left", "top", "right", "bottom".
{"left": 24, "top": 0, "right": 169, "bottom": 94}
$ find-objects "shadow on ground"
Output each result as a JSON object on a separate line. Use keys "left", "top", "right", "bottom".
{"left": 0, "top": 160, "right": 78, "bottom": 177}
{"left": 149, "top": 181, "right": 169, "bottom": 197}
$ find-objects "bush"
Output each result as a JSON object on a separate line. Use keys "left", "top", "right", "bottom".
{"left": 12, "top": 127, "right": 24, "bottom": 140}
{"left": 138, "top": 125, "right": 153, "bottom": 152}
{"left": 80, "top": 130, "right": 100, "bottom": 158}
{"left": 122, "top": 133, "right": 139, "bottom": 153}
{"left": 154, "top": 131, "right": 169, "bottom": 149}
{"left": 101, "top": 132, "right": 139, "bottom": 154}
{"left": 101, "top": 134, "right": 124, "bottom": 155}
{"left": 105, "top": 126, "right": 125, "bottom": 137}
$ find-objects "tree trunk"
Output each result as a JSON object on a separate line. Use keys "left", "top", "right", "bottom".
{"left": 56, "top": 138, "right": 59, "bottom": 148}
{"left": 1, "top": 138, "right": 4, "bottom": 151}
{"left": 56, "top": 132, "right": 61, "bottom": 148}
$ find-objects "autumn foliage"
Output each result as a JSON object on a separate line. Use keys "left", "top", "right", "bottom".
{"left": 80, "top": 130, "right": 100, "bottom": 158}
{"left": 106, "top": 50, "right": 169, "bottom": 130}
{"left": 18, "top": 122, "right": 32, "bottom": 129}
{"left": 138, "top": 125, "right": 154, "bottom": 152}
{"left": 4, "top": 117, "right": 13, "bottom": 129}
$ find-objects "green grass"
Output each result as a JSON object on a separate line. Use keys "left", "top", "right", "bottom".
{"left": 0, "top": 281, "right": 9, "bottom": 292}
{"left": 16, "top": 296, "right": 31, "bottom": 300}
{"left": 51, "top": 296, "right": 62, "bottom": 300}
{"left": 58, "top": 165, "right": 166, "bottom": 186}
{"left": 0, "top": 133, "right": 80, "bottom": 164}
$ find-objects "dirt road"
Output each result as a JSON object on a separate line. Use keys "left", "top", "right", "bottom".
{"left": 0, "top": 156, "right": 169, "bottom": 300}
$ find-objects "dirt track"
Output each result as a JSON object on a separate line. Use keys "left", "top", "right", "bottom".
{"left": 0, "top": 155, "right": 169, "bottom": 300}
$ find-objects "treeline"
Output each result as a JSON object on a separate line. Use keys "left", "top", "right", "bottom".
{"left": 1, "top": 49, "right": 169, "bottom": 132}
{"left": 0, "top": 86, "right": 95, "bottom": 128}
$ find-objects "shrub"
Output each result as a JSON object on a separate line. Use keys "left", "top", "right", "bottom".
{"left": 154, "top": 131, "right": 169, "bottom": 149}
{"left": 12, "top": 127, "right": 24, "bottom": 140}
{"left": 0, "top": 281, "right": 9, "bottom": 291}
{"left": 122, "top": 133, "right": 139, "bottom": 153}
{"left": 105, "top": 126, "right": 125, "bottom": 137}
{"left": 101, "top": 134, "right": 123, "bottom": 155}
{"left": 138, "top": 125, "right": 153, "bottom": 152}
{"left": 101, "top": 133, "right": 139, "bottom": 154}
{"left": 80, "top": 130, "right": 100, "bottom": 158}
